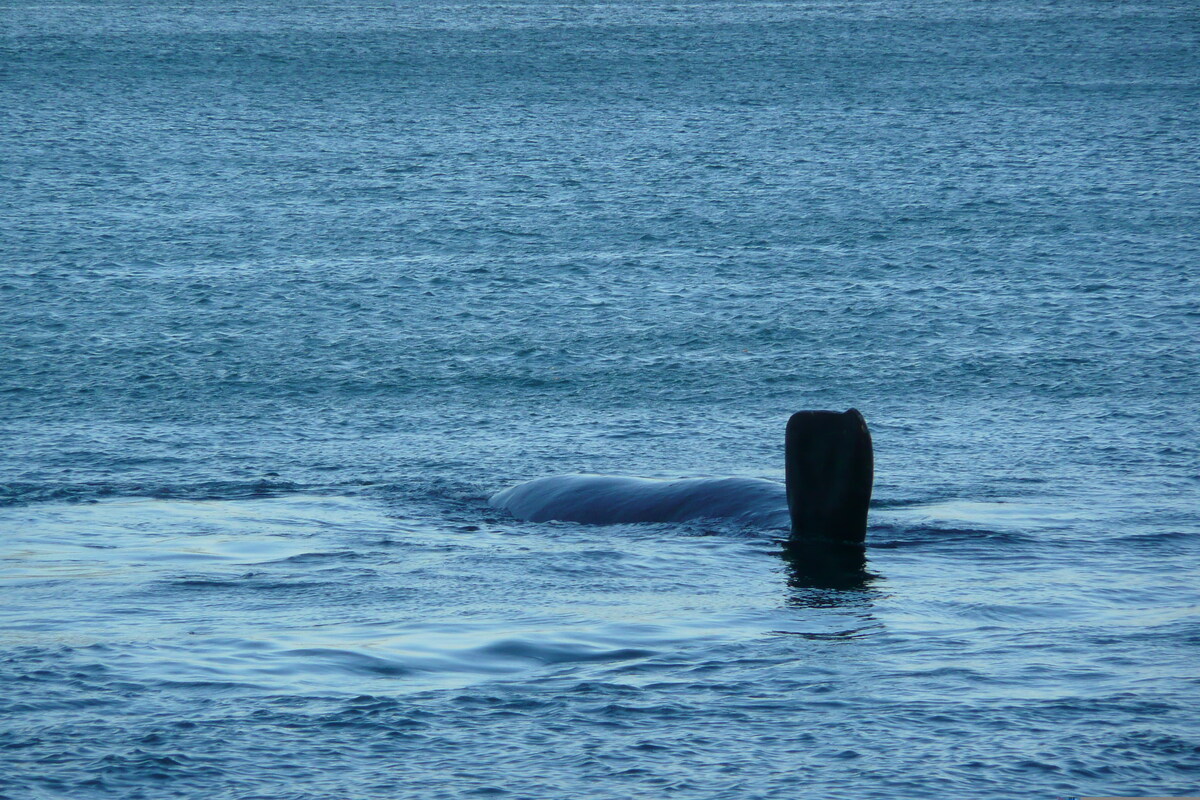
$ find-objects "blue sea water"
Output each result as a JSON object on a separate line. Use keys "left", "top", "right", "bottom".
{"left": 2, "top": 0, "right": 1198, "bottom": 797}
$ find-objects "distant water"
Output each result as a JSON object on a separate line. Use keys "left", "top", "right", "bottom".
{"left": 2, "top": 1, "right": 1198, "bottom": 797}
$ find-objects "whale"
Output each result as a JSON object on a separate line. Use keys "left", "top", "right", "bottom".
{"left": 490, "top": 409, "right": 874, "bottom": 545}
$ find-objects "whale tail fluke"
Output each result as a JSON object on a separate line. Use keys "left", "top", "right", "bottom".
{"left": 785, "top": 409, "right": 874, "bottom": 545}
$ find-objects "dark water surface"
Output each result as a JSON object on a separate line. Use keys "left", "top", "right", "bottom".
{"left": 2, "top": 1, "right": 1198, "bottom": 797}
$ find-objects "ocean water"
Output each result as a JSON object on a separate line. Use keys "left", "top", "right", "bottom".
{"left": 2, "top": 0, "right": 1198, "bottom": 797}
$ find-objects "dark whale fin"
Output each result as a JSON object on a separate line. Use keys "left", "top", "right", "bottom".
{"left": 785, "top": 409, "right": 873, "bottom": 545}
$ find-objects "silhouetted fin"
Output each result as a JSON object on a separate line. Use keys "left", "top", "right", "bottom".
{"left": 786, "top": 409, "right": 873, "bottom": 545}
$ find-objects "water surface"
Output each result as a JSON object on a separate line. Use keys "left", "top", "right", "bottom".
{"left": 2, "top": 0, "right": 1198, "bottom": 797}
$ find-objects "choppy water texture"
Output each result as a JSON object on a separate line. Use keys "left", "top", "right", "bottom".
{"left": 2, "top": 1, "right": 1199, "bottom": 798}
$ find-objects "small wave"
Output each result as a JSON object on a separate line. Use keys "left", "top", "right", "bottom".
{"left": 1112, "top": 529, "right": 1199, "bottom": 545}
{"left": 870, "top": 524, "right": 1037, "bottom": 549}
{"left": 469, "top": 638, "right": 657, "bottom": 666}
{"left": 260, "top": 550, "right": 363, "bottom": 565}
{"left": 770, "top": 624, "right": 883, "bottom": 640}
{"left": 272, "top": 648, "right": 415, "bottom": 677}
{"left": 165, "top": 575, "right": 331, "bottom": 592}
{"left": 0, "top": 479, "right": 305, "bottom": 508}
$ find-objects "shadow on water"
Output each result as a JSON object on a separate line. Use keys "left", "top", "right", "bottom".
{"left": 779, "top": 541, "right": 878, "bottom": 608}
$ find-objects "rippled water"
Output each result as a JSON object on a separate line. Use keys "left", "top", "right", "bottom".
{"left": 2, "top": 1, "right": 1198, "bottom": 797}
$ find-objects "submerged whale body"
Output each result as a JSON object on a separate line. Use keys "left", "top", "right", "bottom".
{"left": 491, "top": 409, "right": 874, "bottom": 545}
{"left": 489, "top": 475, "right": 791, "bottom": 527}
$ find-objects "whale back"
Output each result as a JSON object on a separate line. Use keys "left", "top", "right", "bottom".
{"left": 492, "top": 409, "right": 873, "bottom": 540}
{"left": 490, "top": 475, "right": 789, "bottom": 527}
{"left": 785, "top": 409, "right": 873, "bottom": 544}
